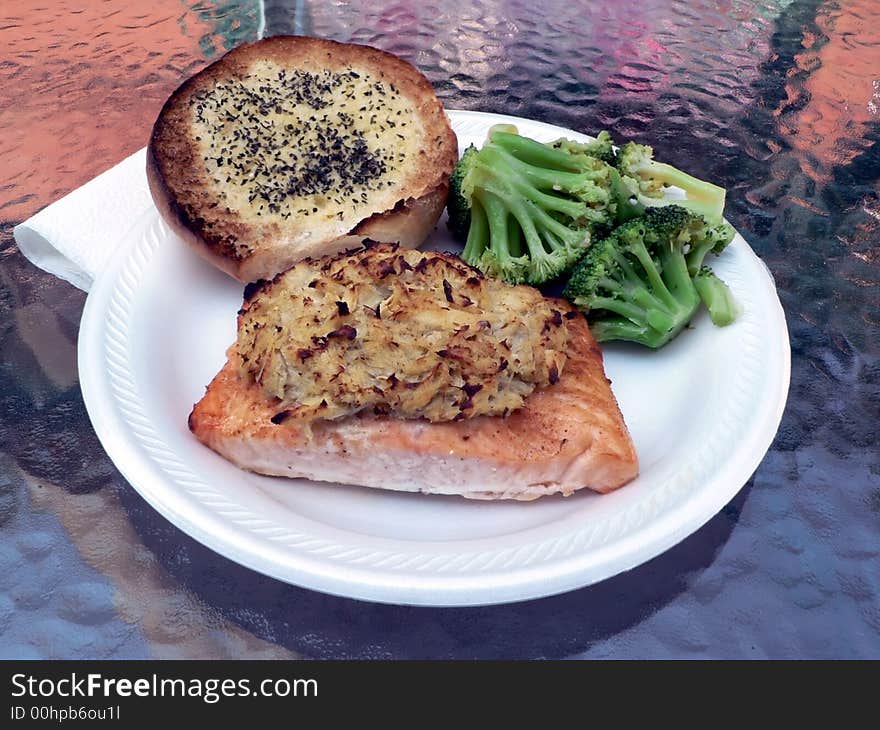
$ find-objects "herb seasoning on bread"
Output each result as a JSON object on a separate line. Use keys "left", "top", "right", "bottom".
{"left": 147, "top": 35, "right": 457, "bottom": 282}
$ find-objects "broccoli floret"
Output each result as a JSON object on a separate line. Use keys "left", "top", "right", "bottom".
{"left": 684, "top": 218, "right": 735, "bottom": 274}
{"left": 607, "top": 166, "right": 645, "bottom": 223}
{"left": 447, "top": 144, "right": 478, "bottom": 240}
{"left": 693, "top": 266, "right": 740, "bottom": 326}
{"left": 447, "top": 127, "right": 619, "bottom": 285}
{"left": 563, "top": 205, "right": 737, "bottom": 348}
{"left": 677, "top": 216, "right": 737, "bottom": 325}
{"left": 551, "top": 130, "right": 617, "bottom": 165}
{"left": 616, "top": 141, "right": 728, "bottom": 222}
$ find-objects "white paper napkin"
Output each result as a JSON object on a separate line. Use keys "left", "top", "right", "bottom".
{"left": 13, "top": 147, "right": 153, "bottom": 292}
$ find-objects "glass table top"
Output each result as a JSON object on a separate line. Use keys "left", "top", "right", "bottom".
{"left": 0, "top": 0, "right": 877, "bottom": 658}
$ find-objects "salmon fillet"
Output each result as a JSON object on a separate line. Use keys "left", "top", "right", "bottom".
{"left": 189, "top": 315, "right": 638, "bottom": 500}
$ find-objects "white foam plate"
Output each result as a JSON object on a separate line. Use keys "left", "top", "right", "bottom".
{"left": 78, "top": 111, "right": 790, "bottom": 606}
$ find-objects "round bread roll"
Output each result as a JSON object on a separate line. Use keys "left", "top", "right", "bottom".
{"left": 147, "top": 35, "right": 458, "bottom": 283}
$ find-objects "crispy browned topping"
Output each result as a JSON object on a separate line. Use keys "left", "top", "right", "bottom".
{"left": 237, "top": 244, "right": 570, "bottom": 423}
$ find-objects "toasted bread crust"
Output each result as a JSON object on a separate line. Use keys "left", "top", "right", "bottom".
{"left": 189, "top": 314, "right": 639, "bottom": 500}
{"left": 148, "top": 35, "right": 458, "bottom": 282}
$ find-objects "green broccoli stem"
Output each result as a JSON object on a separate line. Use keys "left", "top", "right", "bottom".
{"left": 608, "top": 241, "right": 699, "bottom": 345}
{"left": 585, "top": 294, "right": 677, "bottom": 334}
{"left": 462, "top": 198, "right": 489, "bottom": 263}
{"left": 608, "top": 168, "right": 644, "bottom": 222}
{"left": 472, "top": 189, "right": 529, "bottom": 282}
{"left": 512, "top": 203, "right": 571, "bottom": 282}
{"left": 507, "top": 217, "right": 524, "bottom": 258}
{"left": 515, "top": 197, "right": 583, "bottom": 254}
{"left": 685, "top": 238, "right": 715, "bottom": 276}
{"left": 590, "top": 244, "right": 693, "bottom": 337}
{"left": 456, "top": 129, "right": 607, "bottom": 284}
{"left": 477, "top": 144, "right": 604, "bottom": 214}
{"left": 693, "top": 268, "right": 740, "bottom": 326}
{"left": 489, "top": 130, "right": 585, "bottom": 172}
{"left": 606, "top": 243, "right": 688, "bottom": 323}
{"left": 479, "top": 190, "right": 515, "bottom": 261}
{"left": 584, "top": 295, "right": 653, "bottom": 324}
{"left": 633, "top": 160, "right": 726, "bottom": 220}
{"left": 655, "top": 243, "right": 700, "bottom": 309}
{"left": 622, "top": 242, "right": 684, "bottom": 315}
{"left": 589, "top": 318, "right": 654, "bottom": 344}
{"left": 472, "top": 169, "right": 587, "bottom": 267}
